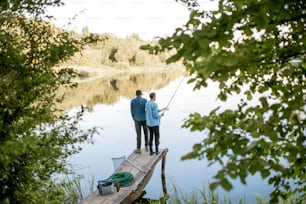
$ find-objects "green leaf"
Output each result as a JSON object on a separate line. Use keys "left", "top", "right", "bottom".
{"left": 198, "top": 38, "right": 210, "bottom": 51}
{"left": 258, "top": 85, "right": 268, "bottom": 93}
{"left": 220, "top": 178, "right": 233, "bottom": 191}
{"left": 205, "top": 29, "right": 217, "bottom": 39}
{"left": 166, "top": 53, "right": 182, "bottom": 64}
{"left": 219, "top": 92, "right": 227, "bottom": 101}
{"left": 245, "top": 90, "right": 253, "bottom": 100}
{"left": 259, "top": 97, "right": 268, "bottom": 108}
{"left": 210, "top": 182, "right": 220, "bottom": 191}
{"left": 261, "top": 169, "right": 270, "bottom": 179}
{"left": 139, "top": 44, "right": 150, "bottom": 50}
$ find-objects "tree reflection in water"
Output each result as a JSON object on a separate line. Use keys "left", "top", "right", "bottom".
{"left": 56, "top": 67, "right": 187, "bottom": 112}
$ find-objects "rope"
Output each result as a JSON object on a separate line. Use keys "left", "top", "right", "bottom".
{"left": 109, "top": 172, "right": 134, "bottom": 187}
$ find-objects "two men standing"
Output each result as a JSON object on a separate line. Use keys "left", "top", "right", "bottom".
{"left": 130, "top": 90, "right": 168, "bottom": 155}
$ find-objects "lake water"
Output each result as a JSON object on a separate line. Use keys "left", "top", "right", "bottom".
{"left": 63, "top": 68, "right": 273, "bottom": 203}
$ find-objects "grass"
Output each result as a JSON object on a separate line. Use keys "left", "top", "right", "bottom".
{"left": 60, "top": 175, "right": 305, "bottom": 204}
{"left": 136, "top": 185, "right": 305, "bottom": 204}
{"left": 61, "top": 174, "right": 95, "bottom": 204}
{"left": 156, "top": 185, "right": 246, "bottom": 204}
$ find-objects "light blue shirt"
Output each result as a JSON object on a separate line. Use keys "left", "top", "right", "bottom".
{"left": 145, "top": 100, "right": 162, "bottom": 127}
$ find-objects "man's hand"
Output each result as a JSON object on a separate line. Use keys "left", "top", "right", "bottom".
{"left": 162, "top": 107, "right": 169, "bottom": 111}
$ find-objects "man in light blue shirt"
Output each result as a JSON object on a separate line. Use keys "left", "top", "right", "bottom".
{"left": 130, "top": 90, "right": 148, "bottom": 154}
{"left": 145, "top": 92, "right": 168, "bottom": 155}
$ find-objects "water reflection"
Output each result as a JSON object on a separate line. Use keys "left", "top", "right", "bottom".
{"left": 57, "top": 68, "right": 187, "bottom": 112}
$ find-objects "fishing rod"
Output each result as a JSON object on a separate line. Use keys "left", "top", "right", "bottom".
{"left": 161, "top": 76, "right": 185, "bottom": 116}
{"left": 166, "top": 76, "right": 185, "bottom": 108}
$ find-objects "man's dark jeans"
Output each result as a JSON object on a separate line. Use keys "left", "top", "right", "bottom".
{"left": 134, "top": 120, "right": 148, "bottom": 149}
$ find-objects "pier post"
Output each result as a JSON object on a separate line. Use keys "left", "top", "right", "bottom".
{"left": 161, "top": 149, "right": 168, "bottom": 195}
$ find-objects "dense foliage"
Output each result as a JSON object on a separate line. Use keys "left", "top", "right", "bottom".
{"left": 63, "top": 32, "right": 171, "bottom": 69}
{"left": 142, "top": 0, "right": 305, "bottom": 202}
{"left": 0, "top": 1, "right": 97, "bottom": 203}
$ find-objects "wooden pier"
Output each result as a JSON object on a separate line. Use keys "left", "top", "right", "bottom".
{"left": 79, "top": 148, "right": 169, "bottom": 204}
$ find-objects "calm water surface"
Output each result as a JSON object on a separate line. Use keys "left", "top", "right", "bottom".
{"left": 65, "top": 70, "right": 273, "bottom": 202}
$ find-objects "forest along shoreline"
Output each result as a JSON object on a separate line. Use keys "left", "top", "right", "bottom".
{"left": 68, "top": 63, "right": 186, "bottom": 83}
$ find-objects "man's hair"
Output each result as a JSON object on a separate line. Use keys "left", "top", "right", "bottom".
{"left": 136, "top": 90, "right": 142, "bottom": 96}
{"left": 149, "top": 92, "right": 156, "bottom": 99}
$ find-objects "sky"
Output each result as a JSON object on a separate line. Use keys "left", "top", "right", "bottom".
{"left": 47, "top": 0, "right": 218, "bottom": 40}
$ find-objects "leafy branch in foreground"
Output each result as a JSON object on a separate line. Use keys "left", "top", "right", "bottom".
{"left": 0, "top": 1, "right": 99, "bottom": 203}
{"left": 142, "top": 0, "right": 305, "bottom": 202}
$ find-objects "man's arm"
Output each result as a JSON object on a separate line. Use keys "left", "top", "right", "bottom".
{"left": 130, "top": 100, "right": 135, "bottom": 119}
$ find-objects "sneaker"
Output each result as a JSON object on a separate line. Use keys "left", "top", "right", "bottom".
{"left": 145, "top": 146, "right": 148, "bottom": 152}
{"left": 134, "top": 149, "right": 141, "bottom": 154}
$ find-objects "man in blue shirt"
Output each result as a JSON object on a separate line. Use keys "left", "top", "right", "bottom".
{"left": 130, "top": 90, "right": 148, "bottom": 154}
{"left": 145, "top": 92, "right": 168, "bottom": 155}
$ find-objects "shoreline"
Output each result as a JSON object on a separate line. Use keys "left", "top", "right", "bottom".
{"left": 66, "top": 63, "right": 186, "bottom": 83}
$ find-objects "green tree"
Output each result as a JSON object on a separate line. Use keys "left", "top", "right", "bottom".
{"left": 142, "top": 0, "right": 305, "bottom": 202}
{"left": 0, "top": 1, "right": 98, "bottom": 203}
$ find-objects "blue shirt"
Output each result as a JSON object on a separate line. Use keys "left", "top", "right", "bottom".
{"left": 145, "top": 100, "right": 162, "bottom": 127}
{"left": 130, "top": 96, "right": 147, "bottom": 121}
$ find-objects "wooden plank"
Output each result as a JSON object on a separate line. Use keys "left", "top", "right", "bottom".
{"left": 79, "top": 148, "right": 169, "bottom": 204}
